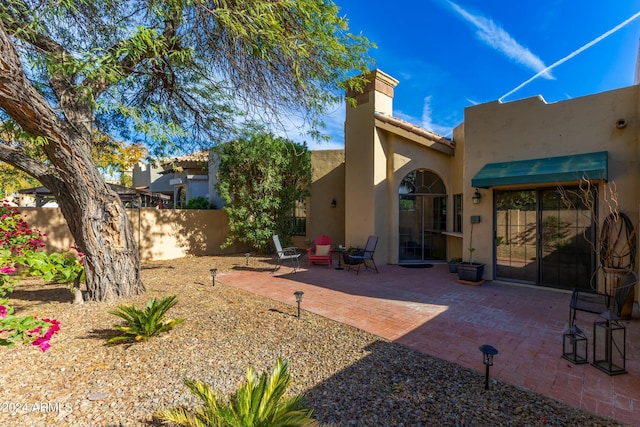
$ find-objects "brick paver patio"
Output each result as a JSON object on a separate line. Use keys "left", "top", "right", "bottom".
{"left": 218, "top": 261, "right": 639, "bottom": 426}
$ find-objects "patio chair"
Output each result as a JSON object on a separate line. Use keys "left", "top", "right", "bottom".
{"left": 569, "top": 267, "right": 638, "bottom": 327}
{"left": 272, "top": 235, "right": 300, "bottom": 273}
{"left": 306, "top": 235, "right": 333, "bottom": 267}
{"left": 347, "top": 235, "right": 379, "bottom": 275}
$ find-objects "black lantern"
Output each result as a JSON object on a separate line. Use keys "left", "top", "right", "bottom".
{"left": 479, "top": 344, "right": 498, "bottom": 390}
{"left": 331, "top": 198, "right": 337, "bottom": 208}
{"left": 592, "top": 310, "right": 627, "bottom": 375}
{"left": 209, "top": 268, "right": 217, "bottom": 286}
{"left": 472, "top": 188, "right": 482, "bottom": 205}
{"left": 245, "top": 252, "right": 251, "bottom": 266}
{"left": 562, "top": 325, "right": 588, "bottom": 365}
{"left": 294, "top": 290, "right": 304, "bottom": 318}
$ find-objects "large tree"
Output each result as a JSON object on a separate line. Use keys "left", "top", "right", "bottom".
{"left": 216, "top": 129, "right": 312, "bottom": 252}
{"left": 0, "top": 1, "right": 373, "bottom": 301}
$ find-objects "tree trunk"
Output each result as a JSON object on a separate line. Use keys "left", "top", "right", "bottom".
{"left": 0, "top": 23, "right": 144, "bottom": 302}
{"left": 48, "top": 137, "right": 145, "bottom": 302}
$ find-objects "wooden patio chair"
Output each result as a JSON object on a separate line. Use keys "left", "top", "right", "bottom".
{"left": 306, "top": 235, "right": 333, "bottom": 267}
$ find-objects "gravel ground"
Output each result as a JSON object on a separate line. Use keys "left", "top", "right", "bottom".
{"left": 0, "top": 255, "right": 630, "bottom": 427}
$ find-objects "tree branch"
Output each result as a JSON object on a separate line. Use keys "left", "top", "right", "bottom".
{"left": 0, "top": 21, "right": 66, "bottom": 142}
{"left": 0, "top": 141, "right": 56, "bottom": 184}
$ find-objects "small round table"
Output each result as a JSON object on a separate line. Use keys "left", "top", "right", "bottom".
{"left": 334, "top": 247, "right": 345, "bottom": 270}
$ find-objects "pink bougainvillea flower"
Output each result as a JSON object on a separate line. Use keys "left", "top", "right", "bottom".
{"left": 32, "top": 337, "right": 51, "bottom": 352}
{"left": 0, "top": 266, "right": 16, "bottom": 274}
{"left": 0, "top": 305, "right": 7, "bottom": 318}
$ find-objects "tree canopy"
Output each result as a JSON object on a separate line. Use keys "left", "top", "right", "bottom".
{"left": 216, "top": 130, "right": 311, "bottom": 252}
{"left": 0, "top": 0, "right": 373, "bottom": 301}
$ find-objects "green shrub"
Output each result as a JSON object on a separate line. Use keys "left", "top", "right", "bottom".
{"left": 155, "top": 358, "right": 318, "bottom": 427}
{"left": 183, "top": 196, "right": 211, "bottom": 209}
{"left": 107, "top": 295, "right": 185, "bottom": 344}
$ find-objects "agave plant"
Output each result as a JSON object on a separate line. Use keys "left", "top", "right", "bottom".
{"left": 155, "top": 358, "right": 319, "bottom": 427}
{"left": 107, "top": 295, "right": 185, "bottom": 344}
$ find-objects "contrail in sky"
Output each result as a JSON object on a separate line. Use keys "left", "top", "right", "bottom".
{"left": 499, "top": 10, "right": 640, "bottom": 102}
{"left": 447, "top": 1, "right": 552, "bottom": 79}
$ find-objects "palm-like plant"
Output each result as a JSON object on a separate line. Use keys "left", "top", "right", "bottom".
{"left": 107, "top": 295, "right": 185, "bottom": 344}
{"left": 155, "top": 358, "right": 319, "bottom": 427}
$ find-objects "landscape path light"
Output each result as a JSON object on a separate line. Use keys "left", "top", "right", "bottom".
{"left": 479, "top": 344, "right": 498, "bottom": 390}
{"left": 209, "top": 268, "right": 217, "bottom": 286}
{"left": 245, "top": 252, "right": 251, "bottom": 266}
{"left": 294, "top": 291, "right": 304, "bottom": 318}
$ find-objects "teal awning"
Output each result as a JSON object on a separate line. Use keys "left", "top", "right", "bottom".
{"left": 471, "top": 151, "right": 608, "bottom": 188}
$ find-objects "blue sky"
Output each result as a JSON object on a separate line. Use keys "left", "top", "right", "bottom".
{"left": 301, "top": 0, "right": 640, "bottom": 150}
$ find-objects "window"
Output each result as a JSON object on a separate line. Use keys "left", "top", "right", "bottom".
{"left": 287, "top": 200, "right": 307, "bottom": 236}
{"left": 453, "top": 193, "right": 462, "bottom": 233}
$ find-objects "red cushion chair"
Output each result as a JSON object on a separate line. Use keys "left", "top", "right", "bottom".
{"left": 306, "top": 235, "right": 333, "bottom": 267}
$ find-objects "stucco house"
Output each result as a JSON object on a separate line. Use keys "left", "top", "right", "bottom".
{"left": 334, "top": 67, "right": 638, "bottom": 306}
{"left": 133, "top": 150, "right": 209, "bottom": 208}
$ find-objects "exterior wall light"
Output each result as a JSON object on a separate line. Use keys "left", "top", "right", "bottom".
{"left": 472, "top": 188, "right": 482, "bottom": 205}
{"left": 479, "top": 344, "right": 498, "bottom": 389}
{"left": 331, "top": 198, "right": 337, "bottom": 208}
{"left": 294, "top": 290, "right": 304, "bottom": 318}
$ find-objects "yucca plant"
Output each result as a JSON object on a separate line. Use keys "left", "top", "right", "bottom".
{"left": 107, "top": 295, "right": 185, "bottom": 344}
{"left": 155, "top": 358, "right": 319, "bottom": 427}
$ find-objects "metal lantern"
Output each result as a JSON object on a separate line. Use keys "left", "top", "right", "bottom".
{"left": 562, "top": 325, "right": 588, "bottom": 365}
{"left": 294, "top": 291, "right": 304, "bottom": 318}
{"left": 245, "top": 252, "right": 250, "bottom": 266}
{"left": 479, "top": 344, "right": 498, "bottom": 390}
{"left": 592, "top": 311, "right": 627, "bottom": 375}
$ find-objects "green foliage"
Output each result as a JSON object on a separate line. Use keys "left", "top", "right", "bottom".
{"left": 155, "top": 358, "right": 318, "bottom": 427}
{"left": 1, "top": 0, "right": 374, "bottom": 152}
{"left": 216, "top": 130, "right": 312, "bottom": 252}
{"left": 19, "top": 250, "right": 85, "bottom": 288}
{"left": 183, "top": 196, "right": 211, "bottom": 210}
{"left": 0, "top": 202, "right": 60, "bottom": 351}
{"left": 107, "top": 295, "right": 185, "bottom": 344}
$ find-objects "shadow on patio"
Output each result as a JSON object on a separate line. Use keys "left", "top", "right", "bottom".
{"left": 219, "top": 262, "right": 640, "bottom": 426}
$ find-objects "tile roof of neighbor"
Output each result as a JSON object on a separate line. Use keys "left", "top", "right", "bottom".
{"left": 374, "top": 113, "right": 454, "bottom": 153}
{"left": 162, "top": 149, "right": 209, "bottom": 165}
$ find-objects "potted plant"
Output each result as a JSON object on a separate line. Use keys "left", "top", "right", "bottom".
{"left": 457, "top": 220, "right": 485, "bottom": 284}
{"left": 448, "top": 257, "right": 462, "bottom": 273}
{"left": 457, "top": 247, "right": 485, "bottom": 283}
{"left": 342, "top": 247, "right": 365, "bottom": 265}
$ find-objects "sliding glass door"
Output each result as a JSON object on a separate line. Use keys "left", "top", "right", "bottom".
{"left": 495, "top": 188, "right": 594, "bottom": 289}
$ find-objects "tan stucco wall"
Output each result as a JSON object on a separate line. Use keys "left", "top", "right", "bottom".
{"left": 304, "top": 150, "right": 345, "bottom": 248}
{"left": 344, "top": 73, "right": 389, "bottom": 252}
{"left": 345, "top": 70, "right": 406, "bottom": 261}
{"left": 20, "top": 208, "right": 248, "bottom": 261}
{"left": 458, "top": 85, "right": 640, "bottom": 280}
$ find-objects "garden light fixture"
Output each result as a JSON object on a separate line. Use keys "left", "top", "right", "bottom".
{"left": 209, "top": 268, "right": 217, "bottom": 286}
{"left": 479, "top": 344, "right": 498, "bottom": 390}
{"left": 245, "top": 252, "right": 250, "bottom": 266}
{"left": 294, "top": 290, "right": 304, "bottom": 318}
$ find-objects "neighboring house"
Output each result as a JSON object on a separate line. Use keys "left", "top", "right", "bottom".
{"left": 133, "top": 150, "right": 209, "bottom": 208}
